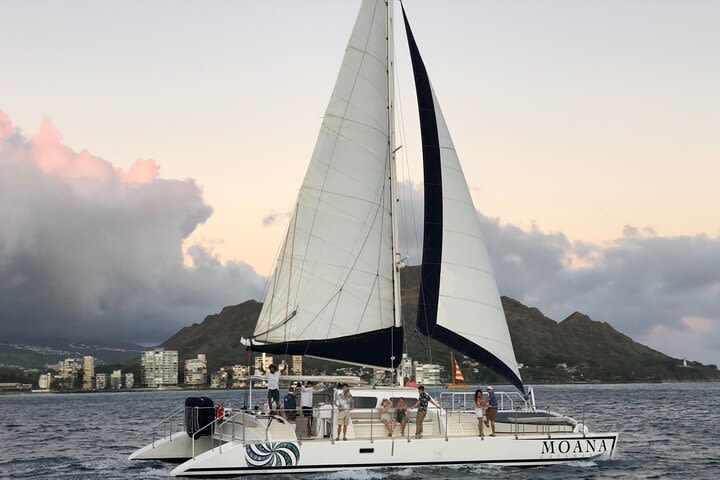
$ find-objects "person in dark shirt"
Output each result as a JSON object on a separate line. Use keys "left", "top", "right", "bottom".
{"left": 283, "top": 386, "right": 297, "bottom": 421}
{"left": 410, "top": 385, "right": 439, "bottom": 438}
{"left": 485, "top": 386, "right": 498, "bottom": 436}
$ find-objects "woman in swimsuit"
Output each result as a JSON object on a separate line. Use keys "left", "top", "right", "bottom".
{"left": 379, "top": 398, "right": 394, "bottom": 436}
{"left": 474, "top": 389, "right": 489, "bottom": 437}
{"left": 395, "top": 398, "right": 408, "bottom": 436}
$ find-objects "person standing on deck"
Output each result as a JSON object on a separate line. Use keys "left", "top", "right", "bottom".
{"left": 333, "top": 383, "right": 353, "bottom": 441}
{"left": 300, "top": 381, "right": 323, "bottom": 438}
{"left": 259, "top": 362, "right": 287, "bottom": 412}
{"left": 485, "top": 386, "right": 498, "bottom": 437}
{"left": 474, "top": 389, "right": 489, "bottom": 437}
{"left": 410, "top": 385, "right": 439, "bottom": 439}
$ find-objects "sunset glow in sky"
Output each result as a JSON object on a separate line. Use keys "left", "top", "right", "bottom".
{"left": 1, "top": 0, "right": 718, "bottom": 363}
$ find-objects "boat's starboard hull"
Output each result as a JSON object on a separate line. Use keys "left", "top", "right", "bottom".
{"left": 170, "top": 433, "right": 618, "bottom": 476}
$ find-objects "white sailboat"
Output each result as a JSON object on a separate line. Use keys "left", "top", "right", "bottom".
{"left": 130, "top": 1, "right": 618, "bottom": 475}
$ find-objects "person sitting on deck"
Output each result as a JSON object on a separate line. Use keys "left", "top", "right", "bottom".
{"left": 379, "top": 398, "right": 394, "bottom": 436}
{"left": 395, "top": 398, "right": 408, "bottom": 436}
{"left": 485, "top": 386, "right": 498, "bottom": 437}
{"left": 410, "top": 385, "right": 439, "bottom": 439}
{"left": 259, "top": 362, "right": 287, "bottom": 412}
{"left": 474, "top": 389, "right": 489, "bottom": 437}
{"left": 333, "top": 383, "right": 354, "bottom": 441}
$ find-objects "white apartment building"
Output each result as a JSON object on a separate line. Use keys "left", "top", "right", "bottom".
{"left": 82, "top": 356, "right": 95, "bottom": 390}
{"left": 413, "top": 362, "right": 443, "bottom": 386}
{"left": 110, "top": 369, "right": 122, "bottom": 389}
{"left": 184, "top": 354, "right": 207, "bottom": 387}
{"left": 254, "top": 353, "right": 274, "bottom": 371}
{"left": 141, "top": 348, "right": 179, "bottom": 388}
{"left": 125, "top": 373, "right": 134, "bottom": 389}
{"left": 95, "top": 373, "right": 107, "bottom": 390}
{"left": 400, "top": 353, "right": 413, "bottom": 380}
{"left": 38, "top": 373, "right": 53, "bottom": 390}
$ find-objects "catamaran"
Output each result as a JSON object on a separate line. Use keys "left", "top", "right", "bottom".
{"left": 130, "top": 0, "right": 618, "bottom": 475}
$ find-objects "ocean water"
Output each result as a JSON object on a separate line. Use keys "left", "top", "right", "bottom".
{"left": 1, "top": 383, "right": 718, "bottom": 479}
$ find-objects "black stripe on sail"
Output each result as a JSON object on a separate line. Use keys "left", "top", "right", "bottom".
{"left": 401, "top": 5, "right": 442, "bottom": 346}
{"left": 402, "top": 6, "right": 524, "bottom": 392}
{"left": 251, "top": 326, "right": 403, "bottom": 369}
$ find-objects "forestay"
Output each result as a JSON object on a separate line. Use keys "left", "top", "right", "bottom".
{"left": 251, "top": 0, "right": 402, "bottom": 368}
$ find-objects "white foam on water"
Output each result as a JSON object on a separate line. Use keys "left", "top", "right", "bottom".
{"left": 562, "top": 460, "right": 597, "bottom": 468}
{"left": 319, "top": 468, "right": 388, "bottom": 480}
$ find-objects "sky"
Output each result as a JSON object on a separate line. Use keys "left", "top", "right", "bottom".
{"left": 1, "top": 1, "right": 718, "bottom": 365}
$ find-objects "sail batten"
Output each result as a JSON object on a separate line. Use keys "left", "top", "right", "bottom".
{"left": 402, "top": 6, "right": 524, "bottom": 391}
{"left": 252, "top": 0, "right": 401, "bottom": 369}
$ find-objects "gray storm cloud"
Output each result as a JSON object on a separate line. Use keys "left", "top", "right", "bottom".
{"left": 2, "top": 108, "right": 718, "bottom": 365}
{"left": 0, "top": 110, "right": 264, "bottom": 344}
{"left": 397, "top": 182, "right": 720, "bottom": 366}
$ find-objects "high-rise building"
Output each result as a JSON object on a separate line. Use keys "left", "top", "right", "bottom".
{"left": 292, "top": 355, "right": 303, "bottom": 375}
{"left": 58, "top": 358, "right": 78, "bottom": 389}
{"left": 124, "top": 372, "right": 135, "bottom": 389}
{"left": 413, "top": 362, "right": 443, "bottom": 386}
{"left": 38, "top": 373, "right": 53, "bottom": 390}
{"left": 231, "top": 365, "right": 249, "bottom": 388}
{"left": 400, "top": 353, "right": 413, "bottom": 380}
{"left": 254, "top": 353, "right": 274, "bottom": 371}
{"left": 184, "top": 354, "right": 207, "bottom": 387}
{"left": 141, "top": 348, "right": 179, "bottom": 388}
{"left": 82, "top": 356, "right": 95, "bottom": 390}
{"left": 210, "top": 369, "right": 227, "bottom": 389}
{"left": 95, "top": 373, "right": 107, "bottom": 390}
{"left": 110, "top": 369, "right": 122, "bottom": 389}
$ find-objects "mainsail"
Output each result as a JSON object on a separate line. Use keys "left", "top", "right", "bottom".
{"left": 402, "top": 6, "right": 524, "bottom": 391}
{"left": 251, "top": 0, "right": 402, "bottom": 368}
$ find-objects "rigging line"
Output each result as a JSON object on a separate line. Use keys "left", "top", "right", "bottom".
{"left": 283, "top": 201, "right": 299, "bottom": 355}
{"left": 289, "top": 1, "right": 381, "bottom": 310}
{"left": 318, "top": 190, "right": 386, "bottom": 341}
{"left": 288, "top": 181, "right": 387, "bottom": 343}
{"left": 259, "top": 202, "right": 298, "bottom": 342}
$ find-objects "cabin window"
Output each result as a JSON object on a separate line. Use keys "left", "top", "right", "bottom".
{"left": 390, "top": 397, "right": 420, "bottom": 406}
{"left": 359, "top": 448, "right": 374, "bottom": 453}
{"left": 352, "top": 397, "right": 379, "bottom": 408}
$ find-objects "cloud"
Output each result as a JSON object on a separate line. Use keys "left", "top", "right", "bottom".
{"left": 261, "top": 210, "right": 291, "bottom": 227}
{"left": 397, "top": 181, "right": 720, "bottom": 366}
{"left": 0, "top": 109, "right": 264, "bottom": 344}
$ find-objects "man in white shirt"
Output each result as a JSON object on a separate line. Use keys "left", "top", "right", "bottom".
{"left": 300, "top": 381, "right": 323, "bottom": 438}
{"left": 259, "top": 362, "right": 287, "bottom": 412}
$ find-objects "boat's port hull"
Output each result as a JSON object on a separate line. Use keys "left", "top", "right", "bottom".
{"left": 169, "top": 433, "right": 618, "bottom": 476}
{"left": 129, "top": 431, "right": 217, "bottom": 462}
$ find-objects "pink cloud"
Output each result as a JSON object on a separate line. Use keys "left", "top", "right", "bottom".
{"left": 682, "top": 315, "right": 714, "bottom": 333}
{"left": 0, "top": 111, "right": 161, "bottom": 185}
{"left": 0, "top": 110, "right": 12, "bottom": 142}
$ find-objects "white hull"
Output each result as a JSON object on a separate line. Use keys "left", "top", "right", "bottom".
{"left": 169, "top": 433, "right": 618, "bottom": 476}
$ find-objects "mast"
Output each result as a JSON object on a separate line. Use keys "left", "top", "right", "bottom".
{"left": 387, "top": 0, "right": 402, "bottom": 334}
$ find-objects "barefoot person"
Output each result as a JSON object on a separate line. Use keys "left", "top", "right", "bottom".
{"left": 474, "top": 389, "right": 489, "bottom": 437}
{"left": 333, "top": 383, "right": 353, "bottom": 441}
{"left": 259, "top": 362, "right": 287, "bottom": 412}
{"left": 395, "top": 398, "right": 408, "bottom": 436}
{"left": 410, "top": 385, "right": 439, "bottom": 439}
{"left": 485, "top": 386, "right": 498, "bottom": 436}
{"left": 379, "top": 398, "right": 394, "bottom": 436}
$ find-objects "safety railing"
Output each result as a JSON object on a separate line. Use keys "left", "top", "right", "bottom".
{"left": 439, "top": 390, "right": 533, "bottom": 412}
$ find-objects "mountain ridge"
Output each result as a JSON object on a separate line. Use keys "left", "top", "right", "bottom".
{"left": 160, "top": 266, "right": 719, "bottom": 384}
